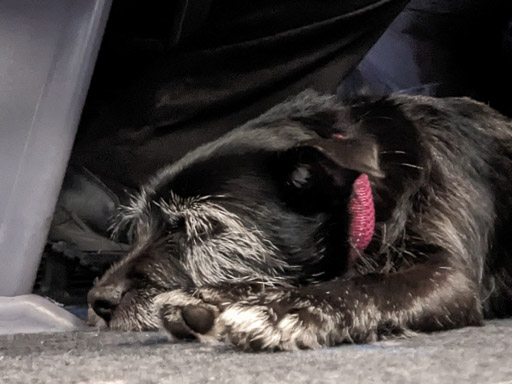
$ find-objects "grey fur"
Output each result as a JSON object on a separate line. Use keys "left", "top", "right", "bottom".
{"left": 89, "top": 91, "right": 512, "bottom": 350}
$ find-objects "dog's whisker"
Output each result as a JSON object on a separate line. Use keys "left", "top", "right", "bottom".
{"left": 394, "top": 162, "right": 424, "bottom": 170}
{"left": 380, "top": 150, "right": 407, "bottom": 154}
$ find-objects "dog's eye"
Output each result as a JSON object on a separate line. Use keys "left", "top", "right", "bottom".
{"left": 168, "top": 217, "right": 186, "bottom": 232}
{"left": 127, "top": 267, "right": 146, "bottom": 282}
{"left": 289, "top": 164, "right": 312, "bottom": 188}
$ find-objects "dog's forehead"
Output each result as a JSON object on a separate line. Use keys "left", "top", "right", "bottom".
{"left": 144, "top": 125, "right": 312, "bottom": 197}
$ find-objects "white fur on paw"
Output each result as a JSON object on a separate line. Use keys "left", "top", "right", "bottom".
{"left": 217, "top": 304, "right": 331, "bottom": 350}
{"left": 217, "top": 305, "right": 282, "bottom": 349}
{"left": 153, "top": 291, "right": 345, "bottom": 350}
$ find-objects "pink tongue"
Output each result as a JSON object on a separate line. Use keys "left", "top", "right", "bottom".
{"left": 331, "top": 133, "right": 375, "bottom": 262}
{"left": 348, "top": 172, "right": 375, "bottom": 262}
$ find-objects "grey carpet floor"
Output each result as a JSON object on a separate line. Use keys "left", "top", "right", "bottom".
{"left": 1, "top": 320, "right": 512, "bottom": 384}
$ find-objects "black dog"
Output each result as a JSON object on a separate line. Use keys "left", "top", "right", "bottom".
{"left": 88, "top": 91, "right": 512, "bottom": 350}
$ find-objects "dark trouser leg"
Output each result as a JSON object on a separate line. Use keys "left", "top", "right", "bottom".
{"left": 71, "top": 0, "right": 411, "bottom": 192}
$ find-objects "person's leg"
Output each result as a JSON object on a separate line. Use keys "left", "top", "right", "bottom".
{"left": 71, "top": 0, "right": 411, "bottom": 191}
{"left": 338, "top": 0, "right": 512, "bottom": 107}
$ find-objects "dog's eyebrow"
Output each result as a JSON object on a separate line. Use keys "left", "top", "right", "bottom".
{"left": 109, "top": 187, "right": 155, "bottom": 240}
{"left": 153, "top": 192, "right": 212, "bottom": 213}
{"left": 144, "top": 123, "right": 314, "bottom": 191}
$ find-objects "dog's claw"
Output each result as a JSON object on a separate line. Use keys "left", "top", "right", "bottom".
{"left": 162, "top": 316, "right": 196, "bottom": 340}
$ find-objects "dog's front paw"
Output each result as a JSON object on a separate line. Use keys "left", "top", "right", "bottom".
{"left": 217, "top": 298, "right": 338, "bottom": 351}
{"left": 153, "top": 289, "right": 219, "bottom": 342}
{"left": 154, "top": 288, "right": 344, "bottom": 351}
{"left": 153, "top": 287, "right": 245, "bottom": 343}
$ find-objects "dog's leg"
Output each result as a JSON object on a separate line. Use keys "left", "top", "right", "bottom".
{"left": 155, "top": 258, "right": 483, "bottom": 350}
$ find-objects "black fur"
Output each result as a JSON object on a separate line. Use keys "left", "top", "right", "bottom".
{"left": 88, "top": 91, "right": 512, "bottom": 350}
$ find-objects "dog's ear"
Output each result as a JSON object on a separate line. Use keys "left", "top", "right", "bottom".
{"left": 297, "top": 136, "right": 384, "bottom": 179}
{"left": 278, "top": 136, "right": 383, "bottom": 212}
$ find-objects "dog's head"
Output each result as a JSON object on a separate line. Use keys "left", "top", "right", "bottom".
{"left": 87, "top": 94, "right": 383, "bottom": 330}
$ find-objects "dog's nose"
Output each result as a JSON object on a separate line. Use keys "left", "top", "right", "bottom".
{"left": 87, "top": 283, "right": 127, "bottom": 323}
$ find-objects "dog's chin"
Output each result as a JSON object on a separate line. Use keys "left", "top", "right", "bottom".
{"left": 87, "top": 306, "right": 109, "bottom": 329}
{"left": 109, "top": 312, "right": 160, "bottom": 331}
